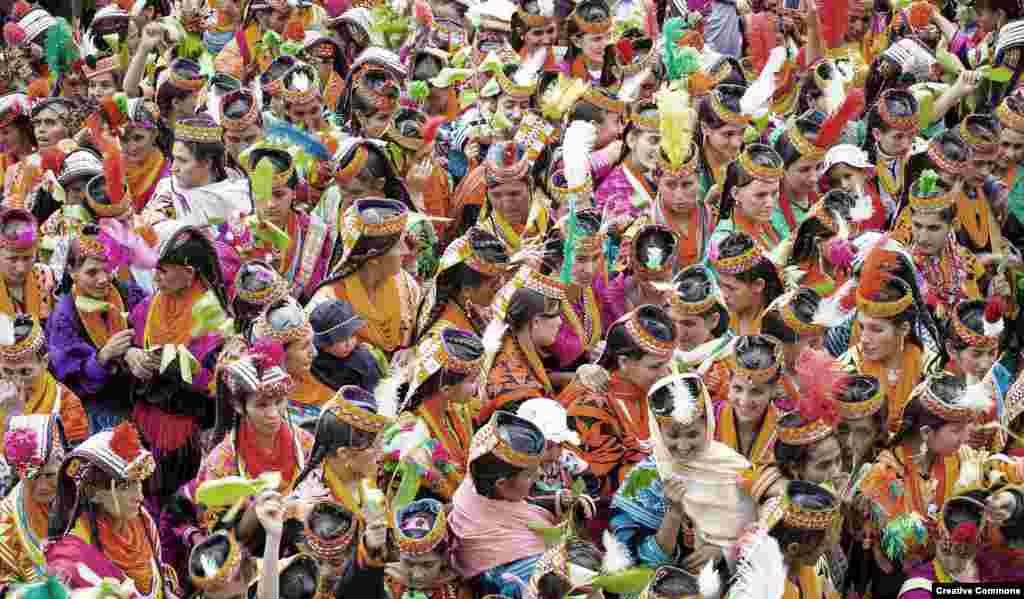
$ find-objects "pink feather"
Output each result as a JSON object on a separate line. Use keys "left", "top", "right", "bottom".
{"left": 825, "top": 237, "right": 855, "bottom": 270}
{"left": 3, "top": 429, "right": 38, "bottom": 466}
{"left": 252, "top": 337, "right": 286, "bottom": 370}
{"left": 324, "top": 0, "right": 350, "bottom": 18}
{"left": 794, "top": 348, "right": 842, "bottom": 426}
{"left": 98, "top": 218, "right": 158, "bottom": 270}
{"left": 3, "top": 23, "right": 26, "bottom": 47}
{"left": 414, "top": 0, "right": 434, "bottom": 28}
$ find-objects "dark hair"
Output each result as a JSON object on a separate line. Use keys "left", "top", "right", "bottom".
{"left": 175, "top": 135, "right": 229, "bottom": 184}
{"left": 796, "top": 65, "right": 828, "bottom": 115}
{"left": 774, "top": 111, "right": 825, "bottom": 168}
{"left": 715, "top": 232, "right": 785, "bottom": 305}
{"left": 734, "top": 335, "right": 781, "bottom": 384}
{"left": 837, "top": 374, "right": 888, "bottom": 431}
{"left": 568, "top": 92, "right": 618, "bottom": 126}
{"left": 293, "top": 392, "right": 382, "bottom": 488}
{"left": 410, "top": 51, "right": 445, "bottom": 82}
{"left": 222, "top": 91, "right": 262, "bottom": 128}
{"left": 788, "top": 190, "right": 855, "bottom": 266}
{"left": 857, "top": 274, "right": 928, "bottom": 350}
{"left": 248, "top": 147, "right": 299, "bottom": 189}
{"left": 774, "top": 413, "right": 837, "bottom": 479}
{"left": 622, "top": 102, "right": 659, "bottom": 162}
{"left": 506, "top": 288, "right": 556, "bottom": 332}
{"left": 698, "top": 83, "right": 744, "bottom": 133}
{"left": 332, "top": 142, "right": 413, "bottom": 210}
{"left": 671, "top": 267, "right": 729, "bottom": 338}
{"left": 470, "top": 452, "right": 524, "bottom": 497}
{"left": 649, "top": 376, "right": 705, "bottom": 420}
{"left": 189, "top": 535, "right": 231, "bottom": 579}
{"left": 397, "top": 329, "right": 485, "bottom": 412}
{"left": 719, "top": 144, "right": 784, "bottom": 221}
{"left": 541, "top": 212, "right": 602, "bottom": 273}
{"left": 598, "top": 304, "right": 676, "bottom": 369}
{"left": 947, "top": 300, "right": 987, "bottom": 352}
{"left": 66, "top": 223, "right": 104, "bottom": 272}
{"left": 891, "top": 373, "right": 967, "bottom": 445}
{"left": 278, "top": 556, "right": 319, "bottom": 599}
{"left": 156, "top": 60, "right": 203, "bottom": 121}
{"left": 158, "top": 226, "right": 231, "bottom": 317}
{"left": 564, "top": 0, "right": 619, "bottom": 88}
{"left": 760, "top": 288, "right": 821, "bottom": 344}
{"left": 864, "top": 90, "right": 917, "bottom": 162}
{"left": 768, "top": 481, "right": 835, "bottom": 555}
{"left": 535, "top": 538, "right": 604, "bottom": 599}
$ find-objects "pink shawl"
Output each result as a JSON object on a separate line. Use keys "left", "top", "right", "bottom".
{"left": 448, "top": 478, "right": 555, "bottom": 579}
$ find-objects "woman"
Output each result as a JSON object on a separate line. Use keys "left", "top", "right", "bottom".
{"left": 0, "top": 414, "right": 65, "bottom": 584}
{"left": 839, "top": 239, "right": 941, "bottom": 434}
{"left": 711, "top": 335, "right": 785, "bottom": 467}
{"left": 385, "top": 498, "right": 472, "bottom": 599}
{"left": 47, "top": 224, "right": 149, "bottom": 431}
{"left": 245, "top": 146, "right": 332, "bottom": 303}
{"left": 230, "top": 261, "right": 290, "bottom": 339}
{"left": 652, "top": 88, "right": 707, "bottom": 268}
{"left": 379, "top": 327, "right": 484, "bottom": 502}
{"left": 510, "top": 1, "right": 558, "bottom": 70}
{"left": 711, "top": 232, "right": 785, "bottom": 336}
{"left": 342, "top": 51, "right": 404, "bottom": 139}
{"left": 785, "top": 190, "right": 859, "bottom": 297}
{"left": 558, "top": 0, "right": 618, "bottom": 89}
{"left": 308, "top": 199, "right": 420, "bottom": 359}
{"left": 291, "top": 386, "right": 393, "bottom": 572}
{"left": 611, "top": 374, "right": 753, "bottom": 572}
{"left": 154, "top": 59, "right": 206, "bottom": 128}
{"left": 664, "top": 265, "right": 731, "bottom": 381}
{"left": 476, "top": 267, "right": 568, "bottom": 423}
{"left": 127, "top": 226, "right": 232, "bottom": 508}
{"left": 449, "top": 411, "right": 552, "bottom": 599}
{"left": 220, "top": 89, "right": 265, "bottom": 173}
{"left": 251, "top": 299, "right": 321, "bottom": 413}
{"left": 597, "top": 223, "right": 678, "bottom": 326}
{"left": 561, "top": 305, "right": 676, "bottom": 500}
{"left": 711, "top": 144, "right": 786, "bottom": 253}
{"left": 696, "top": 84, "right": 749, "bottom": 198}
{"left": 414, "top": 227, "right": 509, "bottom": 343}
{"left": 595, "top": 101, "right": 661, "bottom": 219}
{"left": 758, "top": 288, "right": 828, "bottom": 382}
{"left": 862, "top": 89, "right": 919, "bottom": 228}
{"left": 956, "top": 113, "right": 1006, "bottom": 254}
{"left": 899, "top": 490, "right": 988, "bottom": 595}
{"left": 945, "top": 300, "right": 1001, "bottom": 384}
{"left": 30, "top": 99, "right": 74, "bottom": 154}
{"left": 47, "top": 423, "right": 177, "bottom": 599}
{"left": 0, "top": 95, "right": 37, "bottom": 203}
{"left": 120, "top": 100, "right": 170, "bottom": 213}
{"left": 0, "top": 313, "right": 89, "bottom": 445}
{"left": 301, "top": 35, "right": 346, "bottom": 114}
{"left": 772, "top": 111, "right": 830, "bottom": 240}
{"left": 855, "top": 373, "right": 987, "bottom": 596}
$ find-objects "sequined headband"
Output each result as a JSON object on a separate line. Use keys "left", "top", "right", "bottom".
{"left": 468, "top": 412, "right": 544, "bottom": 468}
{"left": 997, "top": 100, "right": 1024, "bottom": 133}
{"left": 922, "top": 383, "right": 984, "bottom": 424}
{"left": 855, "top": 286, "right": 914, "bottom": 319}
{"left": 0, "top": 320, "right": 44, "bottom": 364}
{"left": 622, "top": 310, "right": 676, "bottom": 359}
{"left": 837, "top": 386, "right": 885, "bottom": 420}
{"left": 786, "top": 123, "right": 827, "bottom": 161}
{"left": 711, "top": 91, "right": 750, "bottom": 127}
{"left": 777, "top": 416, "right": 834, "bottom": 446}
{"left": 572, "top": 12, "right": 612, "bottom": 34}
{"left": 78, "top": 234, "right": 107, "bottom": 262}
{"left": 778, "top": 492, "right": 841, "bottom": 531}
{"left": 335, "top": 146, "right": 368, "bottom": 186}
{"left": 657, "top": 142, "right": 699, "bottom": 178}
{"left": 176, "top": 120, "right": 223, "bottom": 144}
{"left": 305, "top": 504, "right": 357, "bottom": 564}
{"left": 713, "top": 244, "right": 763, "bottom": 275}
{"left": 190, "top": 533, "right": 243, "bottom": 590}
{"left": 324, "top": 390, "right": 391, "bottom": 433}
{"left": 959, "top": 121, "right": 999, "bottom": 158}
{"left": 394, "top": 506, "right": 447, "bottom": 556}
{"left": 952, "top": 310, "right": 999, "bottom": 350}
{"left": 877, "top": 94, "right": 919, "bottom": 132}
{"left": 738, "top": 150, "right": 784, "bottom": 182}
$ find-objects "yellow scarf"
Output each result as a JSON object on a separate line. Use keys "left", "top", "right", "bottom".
{"left": 125, "top": 150, "right": 166, "bottom": 208}
{"left": 717, "top": 403, "right": 777, "bottom": 465}
{"left": 562, "top": 288, "right": 602, "bottom": 353}
{"left": 342, "top": 274, "right": 403, "bottom": 352}
{"left": 74, "top": 284, "right": 127, "bottom": 349}
{"left": 782, "top": 565, "right": 828, "bottom": 599}
{"left": 0, "top": 272, "right": 44, "bottom": 320}
{"left": 858, "top": 343, "right": 924, "bottom": 434}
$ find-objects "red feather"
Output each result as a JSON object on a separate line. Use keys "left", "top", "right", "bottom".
{"left": 422, "top": 116, "right": 446, "bottom": 147}
{"left": 252, "top": 337, "right": 285, "bottom": 370}
{"left": 98, "top": 136, "right": 125, "bottom": 207}
{"left": 858, "top": 236, "right": 901, "bottom": 302}
{"left": 12, "top": 1, "right": 33, "bottom": 20}
{"left": 818, "top": 89, "right": 865, "bottom": 151}
{"left": 643, "top": 0, "right": 659, "bottom": 40}
{"left": 616, "top": 39, "right": 634, "bottom": 64}
{"left": 951, "top": 522, "right": 979, "bottom": 544}
{"left": 101, "top": 95, "right": 126, "bottom": 131}
{"left": 3, "top": 23, "right": 26, "bottom": 47}
{"left": 795, "top": 348, "right": 842, "bottom": 427}
{"left": 816, "top": 0, "right": 849, "bottom": 49}
{"left": 747, "top": 14, "right": 778, "bottom": 74}
{"left": 110, "top": 422, "right": 143, "bottom": 463}
{"left": 985, "top": 296, "right": 1007, "bottom": 323}
{"left": 40, "top": 148, "right": 65, "bottom": 175}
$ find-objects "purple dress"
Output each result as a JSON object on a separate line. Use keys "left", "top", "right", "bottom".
{"left": 549, "top": 283, "right": 602, "bottom": 369}
{"left": 46, "top": 282, "right": 149, "bottom": 431}
{"left": 594, "top": 164, "right": 657, "bottom": 219}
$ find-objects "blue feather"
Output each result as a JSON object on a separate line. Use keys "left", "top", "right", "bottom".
{"left": 263, "top": 115, "right": 331, "bottom": 161}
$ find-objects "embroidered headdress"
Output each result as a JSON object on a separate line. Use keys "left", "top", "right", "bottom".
{"left": 951, "top": 298, "right": 1004, "bottom": 352}
{"left": 252, "top": 299, "right": 314, "bottom": 346}
{"left": 176, "top": 115, "right": 223, "bottom": 144}
{"left": 393, "top": 498, "right": 448, "bottom": 556}
{"left": 234, "top": 261, "right": 290, "bottom": 310}
{"left": 777, "top": 348, "right": 842, "bottom": 446}
{"left": 4, "top": 414, "right": 62, "bottom": 480}
{"left": 664, "top": 265, "right": 728, "bottom": 334}
{"left": 334, "top": 198, "right": 409, "bottom": 269}
{"left": 627, "top": 100, "right": 659, "bottom": 133}
{"left": 907, "top": 170, "right": 953, "bottom": 214}
{"left": 925, "top": 129, "right": 974, "bottom": 177}
{"left": 912, "top": 372, "right": 992, "bottom": 425}
{"left": 282, "top": 63, "right": 322, "bottom": 107}
{"left": 648, "top": 374, "right": 710, "bottom": 429}
{"left": 960, "top": 113, "right": 1001, "bottom": 161}
{"left": 602, "top": 305, "right": 677, "bottom": 362}
{"left": 220, "top": 89, "right": 263, "bottom": 132}
{"left": 657, "top": 87, "right": 698, "bottom": 178}
{"left": 570, "top": 0, "right": 612, "bottom": 35}
{"left": 484, "top": 141, "right": 531, "bottom": 188}
{"left": 997, "top": 92, "right": 1024, "bottom": 133}
{"left": 189, "top": 531, "right": 244, "bottom": 590}
{"left": 468, "top": 410, "right": 545, "bottom": 468}
{"left": 58, "top": 148, "right": 103, "bottom": 188}
{"left": 0, "top": 209, "right": 38, "bottom": 253}
{"left": 323, "top": 385, "right": 394, "bottom": 434}
{"left": 402, "top": 327, "right": 485, "bottom": 409}
{"left": 764, "top": 480, "right": 841, "bottom": 532}
{"left": 0, "top": 313, "right": 45, "bottom": 364}
{"left": 222, "top": 339, "right": 296, "bottom": 401}
{"left": 873, "top": 88, "right": 919, "bottom": 132}
{"left": 835, "top": 374, "right": 885, "bottom": 421}
{"left": 260, "top": 55, "right": 300, "bottom": 99}
{"left": 304, "top": 501, "right": 357, "bottom": 565}
{"left": 850, "top": 236, "right": 914, "bottom": 319}
{"left": 731, "top": 334, "right": 783, "bottom": 385}
{"left": 85, "top": 171, "right": 131, "bottom": 219}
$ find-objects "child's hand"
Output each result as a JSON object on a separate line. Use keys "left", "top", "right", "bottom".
{"left": 664, "top": 477, "right": 687, "bottom": 507}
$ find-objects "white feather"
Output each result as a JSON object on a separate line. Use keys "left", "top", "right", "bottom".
{"left": 740, "top": 47, "right": 787, "bottom": 116}
{"left": 513, "top": 49, "right": 546, "bottom": 86}
{"left": 835, "top": 213, "right": 851, "bottom": 241}
{"left": 537, "top": 0, "right": 555, "bottom": 17}
{"left": 850, "top": 184, "right": 875, "bottom": 223}
{"left": 563, "top": 120, "right": 597, "bottom": 190}
{"left": 0, "top": 314, "right": 13, "bottom": 346}
{"left": 812, "top": 279, "right": 856, "bottom": 327}
{"left": 728, "top": 534, "right": 786, "bottom": 599}
{"left": 983, "top": 316, "right": 1005, "bottom": 339}
{"left": 669, "top": 377, "right": 697, "bottom": 425}
{"left": 482, "top": 320, "right": 508, "bottom": 356}
{"left": 200, "top": 554, "right": 219, "bottom": 577}
{"left": 601, "top": 530, "right": 633, "bottom": 574}
{"left": 616, "top": 68, "right": 649, "bottom": 102}
{"left": 962, "top": 382, "right": 994, "bottom": 416}
{"left": 78, "top": 564, "right": 102, "bottom": 586}
{"left": 375, "top": 370, "right": 404, "bottom": 417}
{"left": 698, "top": 560, "right": 722, "bottom": 599}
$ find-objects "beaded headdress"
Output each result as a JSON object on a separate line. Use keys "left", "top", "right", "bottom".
{"left": 0, "top": 209, "right": 38, "bottom": 253}
{"left": 468, "top": 410, "right": 545, "bottom": 468}
{"left": 85, "top": 173, "right": 131, "bottom": 219}
{"left": 0, "top": 314, "right": 45, "bottom": 364}
{"left": 835, "top": 374, "right": 885, "bottom": 421}
{"left": 648, "top": 374, "right": 709, "bottom": 428}
{"left": 916, "top": 373, "right": 992, "bottom": 425}
{"left": 628, "top": 100, "right": 659, "bottom": 133}
{"left": 435, "top": 227, "right": 511, "bottom": 279}
{"left": 713, "top": 237, "right": 765, "bottom": 276}
{"left": 304, "top": 501, "right": 357, "bottom": 565}
{"left": 61, "top": 423, "right": 156, "bottom": 486}
{"left": 335, "top": 198, "right": 409, "bottom": 268}
{"left": 234, "top": 261, "right": 291, "bottom": 308}
{"left": 708, "top": 84, "right": 751, "bottom": 128}
{"left": 777, "top": 349, "right": 842, "bottom": 446}
{"left": 951, "top": 299, "right": 1003, "bottom": 351}
{"left": 875, "top": 88, "right": 920, "bottom": 132}
{"left": 4, "top": 414, "right": 61, "bottom": 480}
{"left": 220, "top": 89, "right": 262, "bottom": 132}
{"left": 629, "top": 224, "right": 678, "bottom": 277}
{"left": 853, "top": 237, "right": 914, "bottom": 319}
{"left": 518, "top": 0, "right": 555, "bottom": 28}
{"left": 323, "top": 385, "right": 392, "bottom": 433}
{"left": 606, "top": 305, "right": 677, "bottom": 360}
{"left": 766, "top": 481, "right": 841, "bottom": 532}
{"left": 926, "top": 130, "right": 973, "bottom": 177}
{"left": 223, "top": 342, "right": 296, "bottom": 401}
{"left": 167, "top": 58, "right": 207, "bottom": 93}
{"left": 558, "top": 208, "right": 604, "bottom": 258}
{"left": 571, "top": 0, "right": 612, "bottom": 34}
{"left": 282, "top": 64, "right": 322, "bottom": 107}
{"left": 189, "top": 532, "right": 244, "bottom": 590}
{"left": 959, "top": 113, "right": 1001, "bottom": 160}
{"left": 665, "top": 265, "right": 726, "bottom": 317}
{"left": 736, "top": 143, "right": 785, "bottom": 182}
{"left": 75, "top": 224, "right": 107, "bottom": 262}
{"left": 996, "top": 92, "right": 1024, "bottom": 133}
{"left": 176, "top": 116, "right": 223, "bottom": 144}
{"left": 260, "top": 55, "right": 299, "bottom": 99}
{"left": 403, "top": 327, "right": 485, "bottom": 405}
{"left": 251, "top": 299, "right": 314, "bottom": 346}
{"left": 936, "top": 492, "right": 987, "bottom": 559}
{"left": 393, "top": 498, "right": 448, "bottom": 556}
{"left": 579, "top": 87, "right": 626, "bottom": 115}
{"left": 484, "top": 141, "right": 531, "bottom": 188}
{"left": 637, "top": 566, "right": 702, "bottom": 599}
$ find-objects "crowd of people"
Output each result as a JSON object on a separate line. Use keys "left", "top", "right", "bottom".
{"left": 1, "top": 0, "right": 1024, "bottom": 597}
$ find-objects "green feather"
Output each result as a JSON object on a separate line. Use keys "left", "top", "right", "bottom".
{"left": 408, "top": 80, "right": 429, "bottom": 100}
{"left": 560, "top": 198, "right": 578, "bottom": 284}
{"left": 114, "top": 93, "right": 128, "bottom": 117}
{"left": 620, "top": 467, "right": 658, "bottom": 499}
{"left": 918, "top": 169, "right": 939, "bottom": 195}
{"left": 661, "top": 18, "right": 690, "bottom": 81}
{"left": 880, "top": 512, "right": 928, "bottom": 563}
{"left": 46, "top": 18, "right": 75, "bottom": 76}
{"left": 589, "top": 568, "right": 656, "bottom": 594}
{"left": 394, "top": 461, "right": 422, "bottom": 508}
{"left": 253, "top": 157, "right": 273, "bottom": 208}
{"left": 1008, "top": 172, "right": 1024, "bottom": 225}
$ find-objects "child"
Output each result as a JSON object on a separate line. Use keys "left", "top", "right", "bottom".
{"left": 309, "top": 299, "right": 383, "bottom": 394}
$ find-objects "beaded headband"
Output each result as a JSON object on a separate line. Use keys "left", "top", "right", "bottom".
{"left": 323, "top": 387, "right": 391, "bottom": 433}
{"left": 876, "top": 90, "right": 919, "bottom": 132}
{"left": 436, "top": 231, "right": 509, "bottom": 278}
{"left": 738, "top": 146, "right": 785, "bottom": 182}
{"left": 952, "top": 309, "right": 998, "bottom": 350}
{"left": 336, "top": 198, "right": 409, "bottom": 267}
{"left": 176, "top": 119, "right": 224, "bottom": 144}
{"left": 785, "top": 121, "right": 827, "bottom": 162}
{"left": 959, "top": 119, "right": 999, "bottom": 158}
{"left": 77, "top": 231, "right": 107, "bottom": 262}
{"left": 82, "top": 55, "right": 121, "bottom": 81}
{"left": 777, "top": 415, "right": 834, "bottom": 446}
{"left": 221, "top": 92, "right": 261, "bottom": 132}
{"left": 779, "top": 298, "right": 823, "bottom": 337}
{"left": 304, "top": 502, "right": 357, "bottom": 564}
{"left": 169, "top": 66, "right": 206, "bottom": 92}
{"left": 494, "top": 67, "right": 537, "bottom": 100}
{"left": 856, "top": 284, "right": 914, "bottom": 319}
{"left": 632, "top": 225, "right": 678, "bottom": 276}
{"left": 282, "top": 68, "right": 322, "bottom": 107}
{"left": 468, "top": 411, "right": 545, "bottom": 468}
{"left": 733, "top": 348, "right": 782, "bottom": 386}
{"left": 711, "top": 88, "right": 750, "bottom": 127}
{"left": 190, "top": 532, "right": 243, "bottom": 590}
{"left": 235, "top": 264, "right": 290, "bottom": 306}
{"left": 997, "top": 98, "right": 1024, "bottom": 133}
{"left": 572, "top": 10, "right": 612, "bottom": 34}
{"left": 713, "top": 244, "right": 763, "bottom": 275}
{"left": 520, "top": 10, "right": 555, "bottom": 28}
{"left": 580, "top": 88, "right": 626, "bottom": 114}
{"left": 0, "top": 317, "right": 45, "bottom": 364}
{"left": 921, "top": 381, "right": 985, "bottom": 424}
{"left": 666, "top": 288, "right": 717, "bottom": 316}
{"left": 252, "top": 302, "right": 314, "bottom": 346}
{"left": 404, "top": 328, "right": 484, "bottom": 403}
{"left": 657, "top": 143, "right": 699, "bottom": 178}
{"left": 617, "top": 306, "right": 676, "bottom": 359}
{"left": 335, "top": 145, "right": 369, "bottom": 186}
{"left": 629, "top": 103, "right": 659, "bottom": 132}
{"left": 926, "top": 140, "right": 971, "bottom": 177}
{"left": 836, "top": 383, "right": 885, "bottom": 421}
{"left": 393, "top": 499, "right": 447, "bottom": 556}
{"left": 776, "top": 487, "right": 841, "bottom": 531}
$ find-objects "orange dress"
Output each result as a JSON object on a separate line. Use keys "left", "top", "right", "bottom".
{"left": 477, "top": 335, "right": 552, "bottom": 425}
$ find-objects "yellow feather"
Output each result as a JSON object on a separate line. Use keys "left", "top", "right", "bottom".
{"left": 541, "top": 75, "right": 591, "bottom": 121}
{"left": 656, "top": 87, "right": 696, "bottom": 169}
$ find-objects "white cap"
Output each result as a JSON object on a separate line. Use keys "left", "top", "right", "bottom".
{"left": 821, "top": 144, "right": 870, "bottom": 174}
{"left": 516, "top": 398, "right": 579, "bottom": 445}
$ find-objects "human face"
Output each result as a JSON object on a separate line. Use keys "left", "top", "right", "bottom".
{"left": 360, "top": 110, "right": 393, "bottom": 139}
{"left": 170, "top": 93, "right": 198, "bottom": 123}
{"left": 827, "top": 163, "right": 866, "bottom": 194}
{"left": 735, "top": 178, "right": 779, "bottom": 223}
{"left": 705, "top": 124, "right": 745, "bottom": 160}
{"left": 910, "top": 210, "right": 952, "bottom": 256}
{"left": 224, "top": 124, "right": 263, "bottom": 164}
{"left": 970, "top": 156, "right": 997, "bottom": 188}
{"left": 949, "top": 343, "right": 997, "bottom": 382}
{"left": 71, "top": 257, "right": 113, "bottom": 300}
{"left": 488, "top": 182, "right": 531, "bottom": 224}
{"left": 262, "top": 185, "right": 294, "bottom": 224}
{"left": 728, "top": 374, "right": 774, "bottom": 424}
{"left": 848, "top": 14, "right": 870, "bottom": 40}
{"left": 449, "top": 376, "right": 478, "bottom": 404}
{"left": 400, "top": 551, "right": 446, "bottom": 589}
{"left": 0, "top": 248, "right": 36, "bottom": 286}
{"left": 785, "top": 156, "right": 820, "bottom": 194}
{"left": 243, "top": 393, "right": 286, "bottom": 437}
{"left": 219, "top": 0, "right": 243, "bottom": 22}
{"left": 368, "top": 241, "right": 405, "bottom": 282}
{"left": 925, "top": 421, "right": 972, "bottom": 457}
{"left": 976, "top": 7, "right": 1001, "bottom": 33}
{"left": 572, "top": 254, "right": 597, "bottom": 287}
{"left": 619, "top": 354, "right": 671, "bottom": 392}
{"left": 256, "top": 7, "right": 292, "bottom": 34}
{"left": 495, "top": 465, "right": 539, "bottom": 502}
{"left": 529, "top": 303, "right": 563, "bottom": 349}
{"left": 1000, "top": 127, "right": 1024, "bottom": 164}
{"left": 873, "top": 126, "right": 915, "bottom": 157}
{"left": 154, "top": 263, "right": 195, "bottom": 295}
{"left": 658, "top": 174, "right": 700, "bottom": 213}
{"left": 659, "top": 416, "right": 709, "bottom": 463}
{"left": 836, "top": 416, "right": 882, "bottom": 472}
{"left": 465, "top": 274, "right": 503, "bottom": 308}
{"left": 0, "top": 356, "right": 46, "bottom": 388}
{"left": 287, "top": 100, "right": 323, "bottom": 132}
{"left": 88, "top": 73, "right": 120, "bottom": 104}
{"left": 32, "top": 107, "right": 69, "bottom": 150}
{"left": 171, "top": 141, "right": 212, "bottom": 190}
{"left": 0, "top": 124, "right": 30, "bottom": 155}
{"left": 627, "top": 130, "right": 661, "bottom": 172}
{"left": 796, "top": 435, "right": 843, "bottom": 486}
{"left": 525, "top": 23, "right": 558, "bottom": 49}
{"left": 91, "top": 479, "right": 144, "bottom": 521}
{"left": 25, "top": 458, "right": 61, "bottom": 504}
{"left": 857, "top": 314, "right": 906, "bottom": 363}
{"left": 717, "top": 273, "right": 763, "bottom": 316}
{"left": 286, "top": 333, "right": 315, "bottom": 376}
{"left": 63, "top": 73, "right": 88, "bottom": 99}
{"left": 574, "top": 31, "right": 609, "bottom": 63}
{"left": 669, "top": 306, "right": 717, "bottom": 351}
{"left": 595, "top": 112, "right": 624, "bottom": 148}
{"left": 782, "top": 334, "right": 823, "bottom": 372}
{"left": 324, "top": 336, "right": 359, "bottom": 359}
{"left": 121, "top": 127, "right": 159, "bottom": 166}
{"left": 496, "top": 95, "right": 531, "bottom": 131}
{"left": 785, "top": 531, "right": 829, "bottom": 567}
